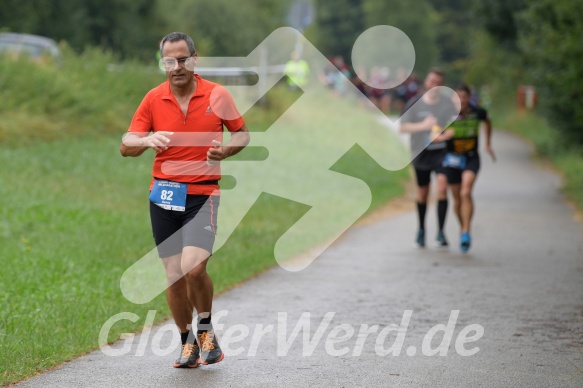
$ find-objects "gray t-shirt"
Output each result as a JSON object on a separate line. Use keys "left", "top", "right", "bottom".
{"left": 401, "top": 94, "right": 457, "bottom": 157}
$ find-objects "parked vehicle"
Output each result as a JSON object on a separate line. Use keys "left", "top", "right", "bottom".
{"left": 0, "top": 32, "right": 60, "bottom": 63}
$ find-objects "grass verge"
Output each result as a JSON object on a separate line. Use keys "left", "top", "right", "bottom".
{"left": 493, "top": 108, "right": 583, "bottom": 211}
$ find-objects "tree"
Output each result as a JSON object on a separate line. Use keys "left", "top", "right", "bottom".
{"left": 518, "top": 0, "right": 583, "bottom": 144}
{"left": 474, "top": 0, "right": 527, "bottom": 50}
{"left": 362, "top": 0, "right": 438, "bottom": 74}
{"left": 309, "top": 0, "right": 365, "bottom": 61}
{"left": 0, "top": 0, "right": 166, "bottom": 60}
{"left": 161, "top": 0, "right": 293, "bottom": 57}
{"left": 430, "top": 0, "right": 473, "bottom": 64}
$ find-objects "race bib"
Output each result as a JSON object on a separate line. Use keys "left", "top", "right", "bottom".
{"left": 443, "top": 153, "right": 467, "bottom": 169}
{"left": 149, "top": 180, "right": 187, "bottom": 211}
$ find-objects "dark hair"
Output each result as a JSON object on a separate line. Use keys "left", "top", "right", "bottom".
{"left": 454, "top": 83, "right": 472, "bottom": 95}
{"left": 427, "top": 67, "right": 445, "bottom": 79}
{"left": 159, "top": 32, "right": 196, "bottom": 57}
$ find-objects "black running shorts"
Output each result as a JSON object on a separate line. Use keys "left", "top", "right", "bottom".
{"left": 413, "top": 149, "right": 447, "bottom": 187}
{"left": 149, "top": 195, "right": 220, "bottom": 258}
{"left": 444, "top": 154, "right": 480, "bottom": 184}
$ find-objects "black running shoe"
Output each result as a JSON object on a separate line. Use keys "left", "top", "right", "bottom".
{"left": 436, "top": 230, "right": 449, "bottom": 247}
{"left": 198, "top": 329, "right": 224, "bottom": 365}
{"left": 173, "top": 342, "right": 201, "bottom": 368}
{"left": 415, "top": 228, "right": 425, "bottom": 248}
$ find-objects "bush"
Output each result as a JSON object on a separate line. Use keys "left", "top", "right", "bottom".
{"left": 0, "top": 43, "right": 163, "bottom": 145}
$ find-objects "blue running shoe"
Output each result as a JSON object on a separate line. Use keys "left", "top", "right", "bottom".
{"left": 460, "top": 232, "right": 471, "bottom": 252}
{"left": 415, "top": 229, "right": 425, "bottom": 248}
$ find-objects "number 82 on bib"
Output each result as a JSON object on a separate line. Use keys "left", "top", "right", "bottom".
{"left": 149, "top": 180, "right": 187, "bottom": 211}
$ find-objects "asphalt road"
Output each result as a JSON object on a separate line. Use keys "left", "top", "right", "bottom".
{"left": 14, "top": 131, "right": 583, "bottom": 387}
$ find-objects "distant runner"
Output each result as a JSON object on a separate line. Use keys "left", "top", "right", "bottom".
{"left": 433, "top": 83, "right": 495, "bottom": 252}
{"left": 400, "top": 68, "right": 457, "bottom": 248}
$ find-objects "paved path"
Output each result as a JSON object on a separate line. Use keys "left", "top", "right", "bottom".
{"left": 15, "top": 132, "right": 583, "bottom": 387}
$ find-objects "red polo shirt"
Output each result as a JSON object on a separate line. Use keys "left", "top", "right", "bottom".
{"left": 128, "top": 74, "right": 244, "bottom": 195}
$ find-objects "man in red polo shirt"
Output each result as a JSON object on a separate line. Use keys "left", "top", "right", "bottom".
{"left": 120, "top": 32, "right": 250, "bottom": 368}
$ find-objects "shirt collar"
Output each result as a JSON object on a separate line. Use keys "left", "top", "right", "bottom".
{"left": 161, "top": 74, "right": 205, "bottom": 100}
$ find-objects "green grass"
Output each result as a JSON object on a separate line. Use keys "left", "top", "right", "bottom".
{"left": 0, "top": 137, "right": 159, "bottom": 381}
{"left": 0, "top": 44, "right": 164, "bottom": 146}
{"left": 0, "top": 138, "right": 407, "bottom": 386}
{"left": 495, "top": 109, "right": 583, "bottom": 210}
{"left": 0, "top": 52, "right": 409, "bottom": 384}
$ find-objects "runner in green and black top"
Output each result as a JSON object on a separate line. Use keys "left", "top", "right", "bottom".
{"left": 433, "top": 83, "right": 495, "bottom": 252}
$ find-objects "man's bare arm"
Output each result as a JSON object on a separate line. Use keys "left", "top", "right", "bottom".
{"left": 120, "top": 131, "right": 173, "bottom": 157}
{"left": 482, "top": 118, "right": 496, "bottom": 162}
{"left": 400, "top": 115, "right": 437, "bottom": 134}
{"left": 206, "top": 124, "right": 251, "bottom": 163}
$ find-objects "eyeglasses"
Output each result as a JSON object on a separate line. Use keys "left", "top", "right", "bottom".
{"left": 159, "top": 56, "right": 196, "bottom": 72}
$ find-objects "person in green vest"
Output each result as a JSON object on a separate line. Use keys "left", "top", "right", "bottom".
{"left": 284, "top": 51, "right": 310, "bottom": 90}
{"left": 432, "top": 83, "right": 496, "bottom": 252}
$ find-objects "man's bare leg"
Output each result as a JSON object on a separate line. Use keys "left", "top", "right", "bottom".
{"left": 162, "top": 254, "right": 194, "bottom": 333}
{"left": 180, "top": 246, "right": 213, "bottom": 318}
{"left": 450, "top": 183, "right": 462, "bottom": 226}
{"left": 460, "top": 171, "right": 477, "bottom": 233}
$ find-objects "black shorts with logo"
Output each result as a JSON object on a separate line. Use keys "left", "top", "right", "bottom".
{"left": 413, "top": 149, "right": 446, "bottom": 187}
{"left": 150, "top": 194, "right": 220, "bottom": 258}
{"left": 444, "top": 153, "right": 480, "bottom": 184}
